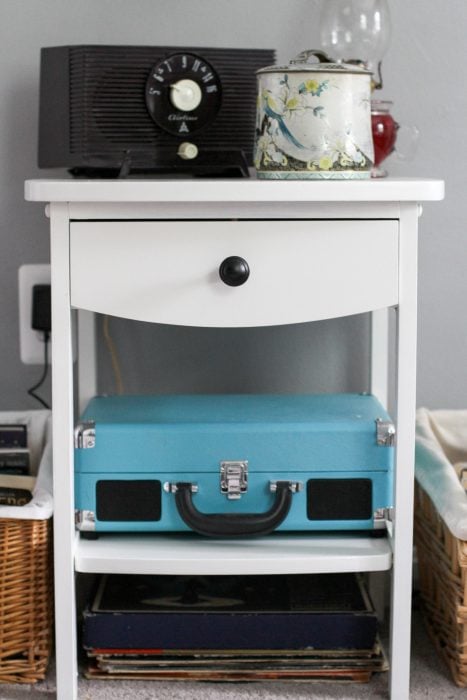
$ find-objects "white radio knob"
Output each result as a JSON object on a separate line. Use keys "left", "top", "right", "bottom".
{"left": 177, "top": 142, "right": 199, "bottom": 160}
{"left": 170, "top": 79, "right": 202, "bottom": 112}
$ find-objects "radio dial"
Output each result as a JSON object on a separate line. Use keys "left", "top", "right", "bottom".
{"left": 145, "top": 52, "right": 222, "bottom": 136}
{"left": 170, "top": 79, "right": 202, "bottom": 112}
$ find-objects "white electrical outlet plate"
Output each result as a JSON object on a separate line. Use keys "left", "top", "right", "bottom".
{"left": 18, "top": 264, "right": 51, "bottom": 364}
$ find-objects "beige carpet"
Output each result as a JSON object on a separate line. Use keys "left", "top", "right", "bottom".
{"left": 0, "top": 606, "right": 464, "bottom": 700}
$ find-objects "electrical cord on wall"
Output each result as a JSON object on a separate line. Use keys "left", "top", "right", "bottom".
{"left": 27, "top": 331, "right": 51, "bottom": 409}
{"left": 102, "top": 315, "right": 124, "bottom": 394}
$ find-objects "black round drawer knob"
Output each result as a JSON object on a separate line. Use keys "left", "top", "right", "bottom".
{"left": 219, "top": 256, "right": 250, "bottom": 287}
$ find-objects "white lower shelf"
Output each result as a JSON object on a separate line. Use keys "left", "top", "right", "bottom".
{"left": 74, "top": 532, "right": 392, "bottom": 575}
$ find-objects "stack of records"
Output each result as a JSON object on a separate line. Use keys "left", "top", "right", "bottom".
{"left": 83, "top": 572, "right": 388, "bottom": 682}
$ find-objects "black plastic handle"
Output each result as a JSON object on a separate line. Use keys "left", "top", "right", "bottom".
{"left": 174, "top": 481, "right": 294, "bottom": 538}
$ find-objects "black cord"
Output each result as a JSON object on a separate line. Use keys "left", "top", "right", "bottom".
{"left": 27, "top": 331, "right": 51, "bottom": 409}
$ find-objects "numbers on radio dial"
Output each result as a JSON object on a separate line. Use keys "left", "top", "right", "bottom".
{"left": 145, "top": 52, "right": 222, "bottom": 136}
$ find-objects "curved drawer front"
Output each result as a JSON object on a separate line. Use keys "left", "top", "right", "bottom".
{"left": 69, "top": 220, "right": 398, "bottom": 327}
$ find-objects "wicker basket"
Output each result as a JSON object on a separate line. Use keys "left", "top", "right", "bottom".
{"left": 0, "top": 410, "right": 54, "bottom": 684}
{"left": 0, "top": 517, "right": 53, "bottom": 683}
{"left": 414, "top": 481, "right": 467, "bottom": 687}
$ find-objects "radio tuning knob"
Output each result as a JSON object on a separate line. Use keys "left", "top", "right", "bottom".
{"left": 170, "top": 79, "right": 202, "bottom": 111}
{"left": 219, "top": 256, "right": 250, "bottom": 287}
{"left": 177, "top": 142, "right": 199, "bottom": 160}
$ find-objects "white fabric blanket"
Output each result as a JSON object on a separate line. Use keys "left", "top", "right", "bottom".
{"left": 415, "top": 407, "right": 467, "bottom": 540}
{"left": 0, "top": 409, "right": 53, "bottom": 520}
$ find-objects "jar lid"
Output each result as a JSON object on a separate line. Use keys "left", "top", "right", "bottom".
{"left": 257, "top": 49, "right": 372, "bottom": 76}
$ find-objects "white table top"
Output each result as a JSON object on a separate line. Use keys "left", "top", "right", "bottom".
{"left": 25, "top": 176, "right": 444, "bottom": 203}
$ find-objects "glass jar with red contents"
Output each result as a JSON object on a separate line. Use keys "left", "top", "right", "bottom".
{"left": 371, "top": 100, "right": 419, "bottom": 177}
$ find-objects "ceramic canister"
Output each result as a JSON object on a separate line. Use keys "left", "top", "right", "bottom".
{"left": 255, "top": 50, "right": 374, "bottom": 179}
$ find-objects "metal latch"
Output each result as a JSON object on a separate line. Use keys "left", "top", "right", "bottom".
{"left": 74, "top": 421, "right": 96, "bottom": 449}
{"left": 375, "top": 418, "right": 396, "bottom": 446}
{"left": 220, "top": 460, "right": 248, "bottom": 500}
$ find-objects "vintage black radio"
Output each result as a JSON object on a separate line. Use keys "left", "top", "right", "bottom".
{"left": 38, "top": 45, "right": 275, "bottom": 177}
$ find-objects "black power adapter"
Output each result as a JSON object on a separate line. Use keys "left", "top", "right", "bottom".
{"left": 31, "top": 284, "right": 51, "bottom": 333}
{"left": 28, "top": 284, "right": 51, "bottom": 409}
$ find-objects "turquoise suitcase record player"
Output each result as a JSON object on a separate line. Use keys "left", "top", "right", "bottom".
{"left": 74, "top": 393, "right": 394, "bottom": 538}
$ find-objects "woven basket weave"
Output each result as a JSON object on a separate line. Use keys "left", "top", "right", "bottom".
{"left": 0, "top": 517, "right": 53, "bottom": 683}
{"left": 414, "top": 481, "right": 467, "bottom": 687}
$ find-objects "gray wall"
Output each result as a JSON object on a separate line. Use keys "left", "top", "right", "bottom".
{"left": 0, "top": 0, "right": 462, "bottom": 410}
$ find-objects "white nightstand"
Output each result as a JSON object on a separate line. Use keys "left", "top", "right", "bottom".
{"left": 26, "top": 176, "right": 444, "bottom": 699}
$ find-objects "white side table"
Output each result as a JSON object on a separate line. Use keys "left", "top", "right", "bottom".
{"left": 26, "top": 176, "right": 444, "bottom": 700}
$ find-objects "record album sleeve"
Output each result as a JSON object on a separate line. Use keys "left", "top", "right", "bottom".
{"left": 83, "top": 573, "right": 378, "bottom": 652}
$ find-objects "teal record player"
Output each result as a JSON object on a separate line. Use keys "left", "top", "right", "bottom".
{"left": 74, "top": 393, "right": 394, "bottom": 538}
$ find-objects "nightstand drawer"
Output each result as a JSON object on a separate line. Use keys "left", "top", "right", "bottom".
{"left": 70, "top": 219, "right": 398, "bottom": 326}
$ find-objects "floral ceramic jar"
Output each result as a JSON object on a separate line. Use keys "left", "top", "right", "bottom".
{"left": 255, "top": 50, "right": 374, "bottom": 179}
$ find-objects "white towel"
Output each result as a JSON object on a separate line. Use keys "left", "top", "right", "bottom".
{"left": 415, "top": 407, "right": 467, "bottom": 540}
